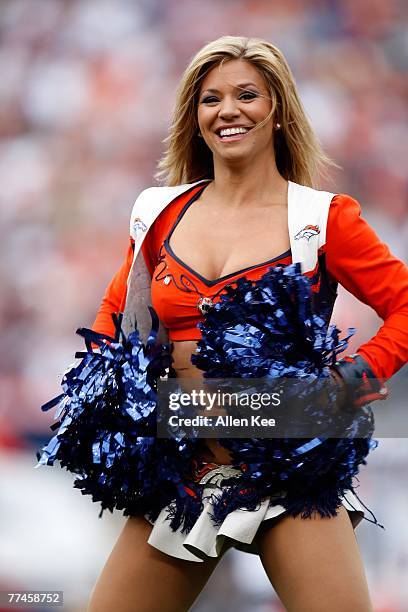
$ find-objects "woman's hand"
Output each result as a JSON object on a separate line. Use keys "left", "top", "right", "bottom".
{"left": 328, "top": 366, "right": 349, "bottom": 413}
{"left": 331, "top": 354, "right": 388, "bottom": 410}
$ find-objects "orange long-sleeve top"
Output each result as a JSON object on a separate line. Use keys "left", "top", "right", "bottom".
{"left": 92, "top": 189, "right": 408, "bottom": 381}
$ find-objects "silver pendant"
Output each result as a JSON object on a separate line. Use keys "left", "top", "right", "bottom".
{"left": 197, "top": 296, "right": 214, "bottom": 314}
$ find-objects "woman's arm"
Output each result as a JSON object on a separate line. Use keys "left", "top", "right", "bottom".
{"left": 91, "top": 232, "right": 157, "bottom": 340}
{"left": 326, "top": 194, "right": 408, "bottom": 395}
{"left": 91, "top": 238, "right": 134, "bottom": 339}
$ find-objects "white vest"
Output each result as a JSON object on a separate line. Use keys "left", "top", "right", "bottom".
{"left": 122, "top": 179, "right": 335, "bottom": 342}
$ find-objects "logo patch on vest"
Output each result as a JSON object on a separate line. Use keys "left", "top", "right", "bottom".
{"left": 132, "top": 217, "right": 147, "bottom": 237}
{"left": 294, "top": 224, "right": 320, "bottom": 241}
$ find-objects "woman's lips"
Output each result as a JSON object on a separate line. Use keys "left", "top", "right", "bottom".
{"left": 216, "top": 130, "right": 251, "bottom": 143}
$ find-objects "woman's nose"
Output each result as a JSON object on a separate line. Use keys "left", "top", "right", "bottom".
{"left": 218, "top": 97, "right": 240, "bottom": 119}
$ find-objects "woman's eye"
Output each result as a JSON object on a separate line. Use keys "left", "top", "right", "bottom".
{"left": 201, "top": 96, "right": 218, "bottom": 104}
{"left": 201, "top": 92, "right": 257, "bottom": 104}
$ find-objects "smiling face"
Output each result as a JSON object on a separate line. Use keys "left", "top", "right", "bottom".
{"left": 197, "top": 58, "right": 275, "bottom": 164}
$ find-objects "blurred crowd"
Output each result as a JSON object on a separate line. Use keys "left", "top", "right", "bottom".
{"left": 0, "top": 0, "right": 407, "bottom": 610}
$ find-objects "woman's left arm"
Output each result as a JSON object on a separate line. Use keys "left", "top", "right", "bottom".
{"left": 325, "top": 194, "right": 408, "bottom": 401}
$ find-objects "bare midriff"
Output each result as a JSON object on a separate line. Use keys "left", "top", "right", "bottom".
{"left": 171, "top": 340, "right": 234, "bottom": 465}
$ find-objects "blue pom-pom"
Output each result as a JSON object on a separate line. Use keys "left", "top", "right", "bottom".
{"left": 35, "top": 310, "right": 202, "bottom": 526}
{"left": 190, "top": 264, "right": 380, "bottom": 527}
{"left": 36, "top": 265, "right": 382, "bottom": 532}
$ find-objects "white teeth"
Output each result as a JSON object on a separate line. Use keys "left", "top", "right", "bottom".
{"left": 219, "top": 127, "right": 249, "bottom": 137}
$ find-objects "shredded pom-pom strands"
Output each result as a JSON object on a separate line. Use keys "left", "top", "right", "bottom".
{"left": 36, "top": 310, "right": 202, "bottom": 526}
{"left": 190, "top": 263, "right": 382, "bottom": 529}
{"left": 37, "top": 264, "right": 382, "bottom": 533}
{"left": 192, "top": 263, "right": 351, "bottom": 379}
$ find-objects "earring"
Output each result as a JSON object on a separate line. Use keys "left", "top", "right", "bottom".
{"left": 275, "top": 123, "right": 281, "bottom": 130}
{"left": 198, "top": 131, "right": 203, "bottom": 138}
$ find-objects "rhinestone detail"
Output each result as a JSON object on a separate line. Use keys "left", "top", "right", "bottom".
{"left": 197, "top": 296, "right": 214, "bottom": 314}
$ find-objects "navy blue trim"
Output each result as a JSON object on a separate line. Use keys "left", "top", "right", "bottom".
{"left": 149, "top": 180, "right": 212, "bottom": 238}
{"left": 164, "top": 184, "right": 292, "bottom": 288}
{"left": 333, "top": 354, "right": 382, "bottom": 407}
{"left": 165, "top": 182, "right": 210, "bottom": 244}
{"left": 334, "top": 354, "right": 378, "bottom": 383}
{"left": 318, "top": 252, "right": 338, "bottom": 299}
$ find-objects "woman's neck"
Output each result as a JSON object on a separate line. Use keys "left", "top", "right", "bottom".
{"left": 209, "top": 159, "right": 288, "bottom": 209}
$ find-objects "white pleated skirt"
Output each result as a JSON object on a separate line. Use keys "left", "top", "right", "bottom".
{"left": 144, "top": 462, "right": 366, "bottom": 563}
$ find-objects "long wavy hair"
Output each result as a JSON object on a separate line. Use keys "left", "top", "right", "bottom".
{"left": 154, "top": 35, "right": 337, "bottom": 187}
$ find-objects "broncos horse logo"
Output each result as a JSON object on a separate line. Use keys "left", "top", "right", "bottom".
{"left": 294, "top": 224, "right": 320, "bottom": 241}
{"left": 132, "top": 217, "right": 148, "bottom": 236}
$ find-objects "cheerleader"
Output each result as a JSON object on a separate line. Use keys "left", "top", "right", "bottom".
{"left": 76, "top": 36, "right": 407, "bottom": 611}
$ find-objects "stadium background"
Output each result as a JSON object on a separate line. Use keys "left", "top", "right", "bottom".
{"left": 0, "top": 1, "right": 407, "bottom": 610}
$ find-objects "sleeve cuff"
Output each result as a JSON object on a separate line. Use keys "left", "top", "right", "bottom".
{"left": 333, "top": 354, "right": 388, "bottom": 408}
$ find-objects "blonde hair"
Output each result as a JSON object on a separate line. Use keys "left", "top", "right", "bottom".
{"left": 154, "top": 35, "right": 337, "bottom": 187}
